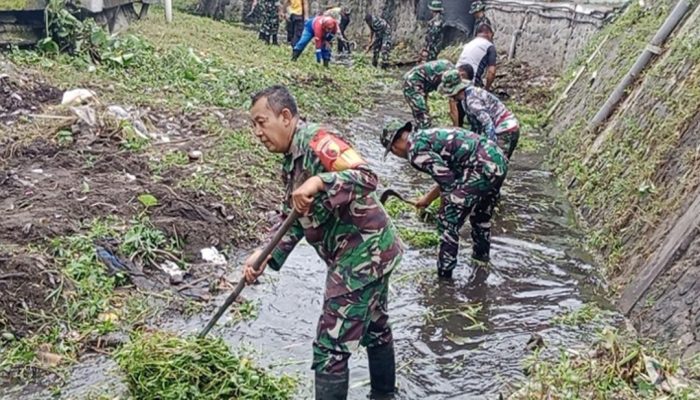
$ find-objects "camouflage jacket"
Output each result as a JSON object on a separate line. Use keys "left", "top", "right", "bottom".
{"left": 403, "top": 59, "right": 454, "bottom": 93}
{"left": 268, "top": 122, "right": 403, "bottom": 298}
{"left": 369, "top": 15, "right": 391, "bottom": 37}
{"left": 425, "top": 13, "right": 444, "bottom": 48}
{"left": 461, "top": 84, "right": 519, "bottom": 141}
{"left": 407, "top": 127, "right": 507, "bottom": 200}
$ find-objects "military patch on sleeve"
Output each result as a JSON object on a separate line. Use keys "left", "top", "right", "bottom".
{"left": 310, "top": 129, "right": 366, "bottom": 172}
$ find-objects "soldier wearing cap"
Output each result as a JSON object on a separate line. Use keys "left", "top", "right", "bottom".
{"left": 246, "top": 85, "right": 403, "bottom": 399}
{"left": 402, "top": 59, "right": 455, "bottom": 129}
{"left": 470, "top": 1, "right": 492, "bottom": 36}
{"left": 380, "top": 120, "right": 507, "bottom": 279}
{"left": 364, "top": 13, "right": 393, "bottom": 68}
{"left": 423, "top": 0, "right": 445, "bottom": 61}
{"left": 441, "top": 67, "right": 520, "bottom": 159}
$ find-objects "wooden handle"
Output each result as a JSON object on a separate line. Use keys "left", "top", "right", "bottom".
{"left": 199, "top": 210, "right": 300, "bottom": 337}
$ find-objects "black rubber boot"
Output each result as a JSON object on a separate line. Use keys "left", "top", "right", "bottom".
{"left": 291, "top": 49, "right": 301, "bottom": 61}
{"left": 372, "top": 54, "right": 379, "bottom": 68}
{"left": 323, "top": 59, "right": 330, "bottom": 67}
{"left": 271, "top": 34, "right": 278, "bottom": 45}
{"left": 315, "top": 370, "right": 349, "bottom": 400}
{"left": 368, "top": 343, "right": 396, "bottom": 396}
{"left": 437, "top": 268, "right": 453, "bottom": 280}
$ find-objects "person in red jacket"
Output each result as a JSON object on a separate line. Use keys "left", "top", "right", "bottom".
{"left": 291, "top": 15, "right": 338, "bottom": 67}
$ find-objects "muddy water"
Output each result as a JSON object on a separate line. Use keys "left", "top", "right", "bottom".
{"left": 182, "top": 86, "right": 615, "bottom": 399}
{"left": 1, "top": 84, "right": 616, "bottom": 400}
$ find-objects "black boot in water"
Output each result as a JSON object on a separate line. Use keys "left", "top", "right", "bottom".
{"left": 315, "top": 370, "right": 348, "bottom": 400}
{"left": 368, "top": 343, "right": 396, "bottom": 396}
{"left": 271, "top": 34, "right": 278, "bottom": 45}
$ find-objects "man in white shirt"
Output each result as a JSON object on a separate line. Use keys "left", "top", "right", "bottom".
{"left": 456, "top": 23, "right": 497, "bottom": 90}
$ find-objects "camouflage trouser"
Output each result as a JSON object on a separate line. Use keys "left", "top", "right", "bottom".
{"left": 371, "top": 33, "right": 392, "bottom": 67}
{"left": 497, "top": 129, "right": 520, "bottom": 160}
{"left": 436, "top": 171, "right": 505, "bottom": 272}
{"left": 403, "top": 83, "right": 431, "bottom": 129}
{"left": 259, "top": 0, "right": 279, "bottom": 41}
{"left": 425, "top": 43, "right": 441, "bottom": 62}
{"left": 312, "top": 274, "right": 393, "bottom": 374}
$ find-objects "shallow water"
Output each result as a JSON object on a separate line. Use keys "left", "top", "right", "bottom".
{"left": 191, "top": 86, "right": 615, "bottom": 399}
{"left": 1, "top": 84, "right": 617, "bottom": 400}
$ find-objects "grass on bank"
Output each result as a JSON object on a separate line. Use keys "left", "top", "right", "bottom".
{"left": 0, "top": 217, "right": 169, "bottom": 378}
{"left": 512, "top": 328, "right": 700, "bottom": 399}
{"left": 546, "top": 1, "right": 700, "bottom": 278}
{"left": 8, "top": 4, "right": 386, "bottom": 120}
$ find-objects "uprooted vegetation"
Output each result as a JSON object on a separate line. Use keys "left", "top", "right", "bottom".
{"left": 116, "top": 332, "right": 296, "bottom": 400}
{"left": 510, "top": 328, "right": 700, "bottom": 399}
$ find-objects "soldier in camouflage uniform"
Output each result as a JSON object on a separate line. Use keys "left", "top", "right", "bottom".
{"left": 402, "top": 59, "right": 455, "bottom": 129}
{"left": 470, "top": 1, "right": 492, "bottom": 36}
{"left": 252, "top": 0, "right": 281, "bottom": 44}
{"left": 245, "top": 85, "right": 403, "bottom": 399}
{"left": 380, "top": 120, "right": 507, "bottom": 279}
{"left": 423, "top": 0, "right": 445, "bottom": 61}
{"left": 443, "top": 68, "right": 519, "bottom": 159}
{"left": 364, "top": 14, "right": 392, "bottom": 69}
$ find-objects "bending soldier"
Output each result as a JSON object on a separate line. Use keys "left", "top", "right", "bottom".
{"left": 380, "top": 120, "right": 507, "bottom": 279}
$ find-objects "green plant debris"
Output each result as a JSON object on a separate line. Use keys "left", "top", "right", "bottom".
{"left": 151, "top": 150, "right": 190, "bottom": 175}
{"left": 424, "top": 303, "right": 485, "bottom": 331}
{"left": 0, "top": 218, "right": 185, "bottom": 377}
{"left": 115, "top": 332, "right": 297, "bottom": 400}
{"left": 137, "top": 193, "right": 159, "bottom": 208}
{"left": 383, "top": 197, "right": 415, "bottom": 219}
{"left": 398, "top": 227, "right": 440, "bottom": 249}
{"left": 120, "top": 218, "right": 181, "bottom": 268}
{"left": 553, "top": 303, "right": 610, "bottom": 326}
{"left": 229, "top": 300, "right": 259, "bottom": 324}
{"left": 39, "top": 0, "right": 154, "bottom": 68}
{"left": 513, "top": 328, "right": 700, "bottom": 399}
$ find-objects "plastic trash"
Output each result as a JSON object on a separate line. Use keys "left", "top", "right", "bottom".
{"left": 61, "top": 89, "right": 96, "bottom": 105}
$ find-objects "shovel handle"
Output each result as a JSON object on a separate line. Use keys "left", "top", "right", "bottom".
{"left": 199, "top": 209, "right": 300, "bottom": 337}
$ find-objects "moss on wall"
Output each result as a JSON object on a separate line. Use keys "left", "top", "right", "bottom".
{"left": 548, "top": 1, "right": 700, "bottom": 285}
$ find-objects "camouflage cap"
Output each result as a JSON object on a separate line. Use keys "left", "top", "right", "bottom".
{"left": 428, "top": 0, "right": 443, "bottom": 11}
{"left": 438, "top": 69, "right": 468, "bottom": 97}
{"left": 470, "top": 1, "right": 485, "bottom": 13}
{"left": 381, "top": 120, "right": 413, "bottom": 159}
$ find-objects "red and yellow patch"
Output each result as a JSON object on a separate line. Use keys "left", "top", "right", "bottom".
{"left": 310, "top": 130, "right": 366, "bottom": 172}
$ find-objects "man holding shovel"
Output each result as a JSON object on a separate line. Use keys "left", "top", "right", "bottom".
{"left": 380, "top": 120, "right": 507, "bottom": 279}
{"left": 244, "top": 85, "right": 403, "bottom": 399}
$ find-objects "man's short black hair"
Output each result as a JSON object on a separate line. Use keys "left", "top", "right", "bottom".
{"left": 476, "top": 23, "right": 493, "bottom": 35}
{"left": 250, "top": 85, "right": 298, "bottom": 117}
{"left": 458, "top": 64, "right": 474, "bottom": 80}
{"left": 364, "top": 13, "right": 372, "bottom": 24}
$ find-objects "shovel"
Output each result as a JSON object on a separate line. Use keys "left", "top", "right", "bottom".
{"left": 380, "top": 189, "right": 416, "bottom": 206}
{"left": 199, "top": 209, "right": 300, "bottom": 337}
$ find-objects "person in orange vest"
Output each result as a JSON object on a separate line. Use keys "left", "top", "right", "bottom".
{"left": 291, "top": 15, "right": 339, "bottom": 67}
